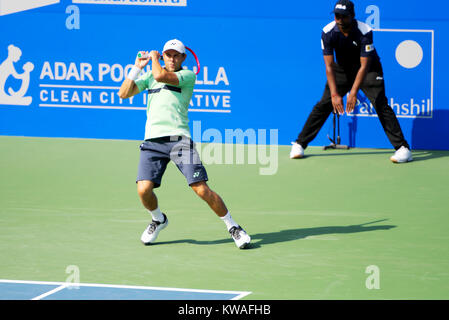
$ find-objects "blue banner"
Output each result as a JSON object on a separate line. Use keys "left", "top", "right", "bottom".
{"left": 1, "top": 0, "right": 448, "bottom": 150}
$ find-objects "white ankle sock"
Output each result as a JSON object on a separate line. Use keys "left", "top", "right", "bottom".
{"left": 148, "top": 207, "right": 164, "bottom": 222}
{"left": 220, "top": 212, "right": 238, "bottom": 231}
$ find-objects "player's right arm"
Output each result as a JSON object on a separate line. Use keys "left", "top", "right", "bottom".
{"left": 323, "top": 54, "right": 344, "bottom": 115}
{"left": 118, "top": 51, "right": 150, "bottom": 99}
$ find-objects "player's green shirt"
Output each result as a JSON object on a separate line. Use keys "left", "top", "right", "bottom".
{"left": 135, "top": 69, "right": 196, "bottom": 140}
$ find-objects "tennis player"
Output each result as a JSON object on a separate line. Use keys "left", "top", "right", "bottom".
{"left": 118, "top": 39, "right": 251, "bottom": 249}
{"left": 290, "top": 0, "right": 413, "bottom": 163}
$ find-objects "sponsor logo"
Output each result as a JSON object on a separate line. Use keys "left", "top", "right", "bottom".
{"left": 335, "top": 4, "right": 347, "bottom": 10}
{"left": 348, "top": 97, "right": 432, "bottom": 118}
{"left": 35, "top": 60, "right": 230, "bottom": 113}
{"left": 365, "top": 44, "right": 374, "bottom": 52}
{"left": 72, "top": 0, "right": 187, "bottom": 7}
{"left": 0, "top": 0, "right": 60, "bottom": 16}
{"left": 0, "top": 45, "right": 34, "bottom": 106}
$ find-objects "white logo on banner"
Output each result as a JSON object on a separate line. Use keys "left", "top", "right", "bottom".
{"left": 0, "top": 45, "right": 34, "bottom": 106}
{"left": 0, "top": 0, "right": 60, "bottom": 16}
{"left": 72, "top": 0, "right": 187, "bottom": 6}
{"left": 395, "top": 40, "right": 423, "bottom": 69}
{"left": 37, "top": 61, "right": 231, "bottom": 113}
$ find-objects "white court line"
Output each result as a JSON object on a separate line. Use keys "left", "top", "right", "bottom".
{"left": 31, "top": 284, "right": 68, "bottom": 300}
{"left": 0, "top": 279, "right": 252, "bottom": 299}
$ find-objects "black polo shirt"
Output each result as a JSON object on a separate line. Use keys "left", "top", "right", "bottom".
{"left": 321, "top": 19, "right": 382, "bottom": 75}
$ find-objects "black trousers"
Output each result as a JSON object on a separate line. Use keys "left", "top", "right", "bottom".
{"left": 296, "top": 66, "right": 410, "bottom": 150}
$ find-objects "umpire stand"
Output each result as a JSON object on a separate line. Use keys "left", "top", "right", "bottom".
{"left": 324, "top": 112, "right": 350, "bottom": 150}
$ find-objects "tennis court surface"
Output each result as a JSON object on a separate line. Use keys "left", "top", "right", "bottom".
{"left": 0, "top": 279, "right": 249, "bottom": 300}
{"left": 1, "top": 136, "right": 448, "bottom": 300}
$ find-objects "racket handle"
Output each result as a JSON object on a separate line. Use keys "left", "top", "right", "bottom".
{"left": 137, "top": 51, "right": 149, "bottom": 59}
{"left": 137, "top": 51, "right": 164, "bottom": 60}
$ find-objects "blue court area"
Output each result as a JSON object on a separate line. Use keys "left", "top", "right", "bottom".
{"left": 0, "top": 280, "right": 250, "bottom": 300}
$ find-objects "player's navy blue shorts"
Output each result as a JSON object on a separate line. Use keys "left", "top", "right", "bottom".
{"left": 136, "top": 136, "right": 208, "bottom": 188}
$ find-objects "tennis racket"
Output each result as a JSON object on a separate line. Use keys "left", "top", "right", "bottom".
{"left": 137, "top": 46, "right": 200, "bottom": 75}
{"left": 185, "top": 46, "right": 200, "bottom": 75}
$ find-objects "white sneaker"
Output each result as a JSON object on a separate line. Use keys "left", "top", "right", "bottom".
{"left": 390, "top": 146, "right": 413, "bottom": 163}
{"left": 290, "top": 142, "right": 304, "bottom": 159}
{"left": 229, "top": 226, "right": 251, "bottom": 249}
{"left": 141, "top": 213, "right": 168, "bottom": 245}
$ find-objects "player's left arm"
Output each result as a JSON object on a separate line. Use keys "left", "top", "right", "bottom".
{"left": 149, "top": 51, "right": 180, "bottom": 86}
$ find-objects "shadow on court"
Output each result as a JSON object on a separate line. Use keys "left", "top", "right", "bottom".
{"left": 406, "top": 150, "right": 449, "bottom": 162}
{"left": 295, "top": 150, "right": 448, "bottom": 162}
{"left": 154, "top": 219, "right": 396, "bottom": 249}
{"left": 296, "top": 150, "right": 392, "bottom": 159}
{"left": 247, "top": 220, "right": 396, "bottom": 249}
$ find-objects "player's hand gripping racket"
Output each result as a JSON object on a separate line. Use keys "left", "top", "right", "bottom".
{"left": 137, "top": 46, "right": 200, "bottom": 75}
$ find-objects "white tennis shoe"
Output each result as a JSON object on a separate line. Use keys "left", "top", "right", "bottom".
{"left": 290, "top": 142, "right": 304, "bottom": 159}
{"left": 141, "top": 213, "right": 168, "bottom": 245}
{"left": 229, "top": 226, "right": 251, "bottom": 249}
{"left": 390, "top": 146, "right": 413, "bottom": 163}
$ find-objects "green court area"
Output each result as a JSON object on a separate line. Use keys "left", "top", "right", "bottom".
{"left": 0, "top": 135, "right": 448, "bottom": 299}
